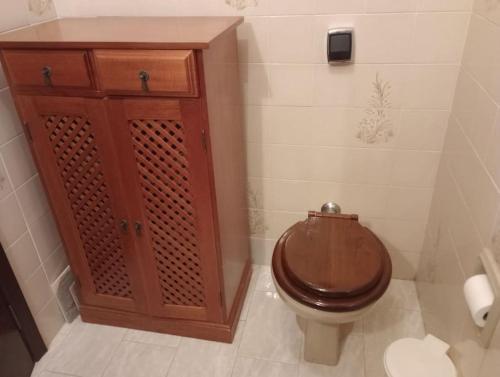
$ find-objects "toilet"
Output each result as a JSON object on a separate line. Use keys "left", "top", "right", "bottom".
{"left": 384, "top": 335, "right": 457, "bottom": 377}
{"left": 271, "top": 210, "right": 392, "bottom": 365}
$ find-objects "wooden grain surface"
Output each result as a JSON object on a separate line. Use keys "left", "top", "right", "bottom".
{"left": 3, "top": 50, "right": 93, "bottom": 89}
{"left": 0, "top": 17, "right": 243, "bottom": 49}
{"left": 93, "top": 49, "right": 198, "bottom": 96}
{"left": 282, "top": 213, "right": 384, "bottom": 298}
{"left": 273, "top": 212, "right": 392, "bottom": 312}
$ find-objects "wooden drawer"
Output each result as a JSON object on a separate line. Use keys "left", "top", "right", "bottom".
{"left": 93, "top": 50, "right": 198, "bottom": 96}
{"left": 2, "top": 50, "right": 93, "bottom": 89}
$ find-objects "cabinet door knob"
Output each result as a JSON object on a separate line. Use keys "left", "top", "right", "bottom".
{"left": 119, "top": 219, "right": 129, "bottom": 233}
{"left": 138, "top": 70, "right": 150, "bottom": 92}
{"left": 42, "top": 66, "right": 52, "bottom": 86}
{"left": 134, "top": 221, "right": 143, "bottom": 235}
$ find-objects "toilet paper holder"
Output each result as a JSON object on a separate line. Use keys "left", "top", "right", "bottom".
{"left": 478, "top": 248, "right": 500, "bottom": 347}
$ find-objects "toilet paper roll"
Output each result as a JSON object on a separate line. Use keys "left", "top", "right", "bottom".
{"left": 464, "top": 274, "right": 495, "bottom": 328}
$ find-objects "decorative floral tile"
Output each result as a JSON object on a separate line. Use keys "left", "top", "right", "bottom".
{"left": 357, "top": 73, "right": 394, "bottom": 145}
{"left": 225, "top": 0, "right": 258, "bottom": 11}
{"left": 247, "top": 186, "right": 267, "bottom": 236}
{"left": 29, "top": 0, "right": 52, "bottom": 15}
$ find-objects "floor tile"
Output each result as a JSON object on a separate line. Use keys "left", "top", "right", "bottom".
{"left": 240, "top": 265, "right": 262, "bottom": 321}
{"left": 298, "top": 333, "right": 365, "bottom": 377}
{"left": 255, "top": 265, "right": 276, "bottom": 293}
{"left": 166, "top": 321, "right": 244, "bottom": 377}
{"left": 376, "top": 279, "right": 420, "bottom": 312}
{"left": 232, "top": 357, "right": 299, "bottom": 377}
{"left": 103, "top": 341, "right": 176, "bottom": 377}
{"left": 124, "top": 328, "right": 181, "bottom": 347}
{"left": 43, "top": 319, "right": 126, "bottom": 377}
{"left": 239, "top": 290, "right": 303, "bottom": 364}
{"left": 39, "top": 372, "right": 79, "bottom": 377}
{"left": 363, "top": 307, "right": 425, "bottom": 375}
{"left": 31, "top": 279, "right": 425, "bottom": 377}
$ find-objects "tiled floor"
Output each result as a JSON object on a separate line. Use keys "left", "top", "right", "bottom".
{"left": 32, "top": 266, "right": 425, "bottom": 377}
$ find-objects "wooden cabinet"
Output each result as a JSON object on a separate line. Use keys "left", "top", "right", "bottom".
{"left": 0, "top": 17, "right": 250, "bottom": 343}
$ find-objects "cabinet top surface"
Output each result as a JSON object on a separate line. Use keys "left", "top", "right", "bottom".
{"left": 0, "top": 17, "right": 243, "bottom": 49}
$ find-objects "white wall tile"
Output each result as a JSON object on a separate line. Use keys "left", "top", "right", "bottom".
{"left": 237, "top": 17, "right": 269, "bottom": 63}
{"left": 0, "top": 193, "right": 27, "bottom": 247}
{"left": 267, "top": 16, "right": 314, "bottom": 64}
{"left": 34, "top": 297, "right": 66, "bottom": 346}
{"left": 5, "top": 232, "right": 41, "bottom": 282}
{"left": 0, "top": 155, "right": 13, "bottom": 201}
{"left": 266, "top": 64, "right": 314, "bottom": 106}
{"left": 367, "top": 0, "right": 418, "bottom": 13}
{"left": 0, "top": 89, "right": 23, "bottom": 145}
{"left": 313, "top": 64, "right": 407, "bottom": 108}
{"left": 485, "top": 112, "right": 500, "bottom": 189}
{"left": 1, "top": 134, "right": 37, "bottom": 188}
{"left": 266, "top": 0, "right": 314, "bottom": 15}
{"left": 412, "top": 13, "right": 470, "bottom": 64}
{"left": 390, "top": 150, "right": 441, "bottom": 188}
{"left": 474, "top": 0, "right": 500, "bottom": 26}
{"left": 17, "top": 176, "right": 50, "bottom": 225}
{"left": 240, "top": 64, "right": 269, "bottom": 105}
{"left": 309, "top": 148, "right": 394, "bottom": 185}
{"left": 42, "top": 244, "right": 68, "bottom": 283}
{"left": 20, "top": 266, "right": 53, "bottom": 314}
{"left": 452, "top": 70, "right": 498, "bottom": 162}
{"left": 385, "top": 187, "right": 433, "bottom": 221}
{"left": 418, "top": 0, "right": 473, "bottom": 12}
{"left": 0, "top": 0, "right": 30, "bottom": 32}
{"left": 244, "top": 105, "right": 315, "bottom": 145}
{"left": 462, "top": 14, "right": 500, "bottom": 105}
{"left": 30, "top": 210, "right": 61, "bottom": 262}
{"left": 402, "top": 65, "right": 460, "bottom": 110}
{"left": 446, "top": 119, "right": 500, "bottom": 243}
{"left": 370, "top": 218, "right": 427, "bottom": 253}
{"left": 396, "top": 110, "right": 449, "bottom": 151}
{"left": 314, "top": 0, "right": 365, "bottom": 14}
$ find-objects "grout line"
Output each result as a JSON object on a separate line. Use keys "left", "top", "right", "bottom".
{"left": 452, "top": 111, "right": 500, "bottom": 194}
{"left": 98, "top": 329, "right": 127, "bottom": 377}
{"left": 0, "top": 171, "right": 50, "bottom": 281}
{"left": 246, "top": 176, "right": 439, "bottom": 190}
{"left": 245, "top": 141, "right": 445, "bottom": 154}
{"left": 473, "top": 9, "right": 500, "bottom": 29}
{"left": 163, "top": 336, "right": 182, "bottom": 377}
{"left": 242, "top": 11, "right": 473, "bottom": 18}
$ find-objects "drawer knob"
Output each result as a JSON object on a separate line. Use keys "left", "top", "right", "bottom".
{"left": 41, "top": 66, "right": 52, "bottom": 86}
{"left": 134, "top": 221, "right": 143, "bottom": 235}
{"left": 119, "top": 219, "right": 129, "bottom": 233}
{"left": 138, "top": 70, "right": 150, "bottom": 92}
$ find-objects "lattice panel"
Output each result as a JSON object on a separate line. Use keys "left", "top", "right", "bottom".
{"left": 129, "top": 119, "right": 206, "bottom": 307}
{"left": 44, "top": 115, "right": 133, "bottom": 298}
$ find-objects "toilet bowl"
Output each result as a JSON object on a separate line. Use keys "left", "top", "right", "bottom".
{"left": 272, "top": 210, "right": 392, "bottom": 365}
{"left": 384, "top": 335, "right": 457, "bottom": 377}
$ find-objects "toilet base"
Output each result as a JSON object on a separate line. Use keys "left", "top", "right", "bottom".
{"left": 273, "top": 270, "right": 376, "bottom": 366}
{"left": 300, "top": 316, "right": 342, "bottom": 365}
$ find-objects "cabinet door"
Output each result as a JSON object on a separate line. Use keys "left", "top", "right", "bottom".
{"left": 108, "top": 98, "right": 223, "bottom": 322}
{"left": 19, "top": 96, "right": 147, "bottom": 313}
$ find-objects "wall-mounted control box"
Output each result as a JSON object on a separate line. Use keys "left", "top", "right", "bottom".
{"left": 327, "top": 28, "right": 353, "bottom": 64}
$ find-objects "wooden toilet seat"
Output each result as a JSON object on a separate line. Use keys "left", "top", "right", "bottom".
{"left": 272, "top": 211, "right": 392, "bottom": 312}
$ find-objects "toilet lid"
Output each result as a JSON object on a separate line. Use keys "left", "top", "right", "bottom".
{"left": 281, "top": 212, "right": 386, "bottom": 298}
{"left": 385, "top": 336, "right": 457, "bottom": 377}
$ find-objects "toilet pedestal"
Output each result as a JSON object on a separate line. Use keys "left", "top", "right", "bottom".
{"left": 300, "top": 317, "right": 342, "bottom": 365}
{"left": 272, "top": 211, "right": 392, "bottom": 367}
